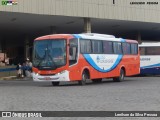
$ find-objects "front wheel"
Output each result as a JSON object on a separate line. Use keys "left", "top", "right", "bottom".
{"left": 52, "top": 82, "right": 60, "bottom": 86}
{"left": 113, "top": 69, "right": 125, "bottom": 82}
{"left": 78, "top": 71, "right": 88, "bottom": 85}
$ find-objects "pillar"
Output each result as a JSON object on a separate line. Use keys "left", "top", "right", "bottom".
{"left": 0, "top": 36, "right": 2, "bottom": 53}
{"left": 137, "top": 31, "right": 142, "bottom": 44}
{"left": 84, "top": 18, "right": 91, "bottom": 33}
{"left": 24, "top": 36, "right": 30, "bottom": 60}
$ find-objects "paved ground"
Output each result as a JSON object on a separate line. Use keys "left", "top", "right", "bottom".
{"left": 0, "top": 76, "right": 160, "bottom": 120}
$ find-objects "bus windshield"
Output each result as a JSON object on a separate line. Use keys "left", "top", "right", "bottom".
{"left": 33, "top": 39, "right": 66, "bottom": 70}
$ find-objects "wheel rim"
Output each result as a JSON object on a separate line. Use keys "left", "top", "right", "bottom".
{"left": 82, "top": 73, "right": 87, "bottom": 83}
{"left": 120, "top": 70, "right": 124, "bottom": 80}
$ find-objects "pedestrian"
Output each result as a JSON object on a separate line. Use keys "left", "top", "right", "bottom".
{"left": 22, "top": 62, "right": 26, "bottom": 77}
{"left": 16, "top": 63, "right": 22, "bottom": 78}
{"left": 25, "top": 58, "right": 32, "bottom": 77}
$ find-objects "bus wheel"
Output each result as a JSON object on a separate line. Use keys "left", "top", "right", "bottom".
{"left": 78, "top": 71, "right": 88, "bottom": 85}
{"left": 113, "top": 69, "right": 125, "bottom": 82}
{"left": 52, "top": 82, "right": 60, "bottom": 86}
{"left": 92, "top": 78, "right": 102, "bottom": 83}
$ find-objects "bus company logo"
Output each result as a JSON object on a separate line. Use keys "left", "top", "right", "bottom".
{"left": 96, "top": 55, "right": 114, "bottom": 63}
{"left": 140, "top": 58, "right": 151, "bottom": 61}
{"left": 96, "top": 55, "right": 105, "bottom": 61}
{"left": 1, "top": 0, "right": 18, "bottom": 5}
{"left": 96, "top": 56, "right": 100, "bottom": 61}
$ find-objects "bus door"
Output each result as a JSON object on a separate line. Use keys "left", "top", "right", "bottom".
{"left": 68, "top": 38, "right": 80, "bottom": 80}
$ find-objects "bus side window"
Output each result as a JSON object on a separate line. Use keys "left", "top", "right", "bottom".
{"left": 122, "top": 43, "right": 131, "bottom": 55}
{"left": 139, "top": 47, "right": 145, "bottom": 55}
{"left": 69, "top": 39, "right": 78, "bottom": 65}
{"left": 113, "top": 42, "right": 122, "bottom": 54}
{"left": 103, "top": 41, "right": 113, "bottom": 54}
{"left": 145, "top": 47, "right": 160, "bottom": 55}
{"left": 92, "top": 40, "right": 103, "bottom": 54}
{"left": 131, "top": 44, "right": 138, "bottom": 55}
{"left": 80, "top": 39, "right": 91, "bottom": 53}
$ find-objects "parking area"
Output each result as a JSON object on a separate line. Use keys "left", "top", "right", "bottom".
{"left": 0, "top": 76, "right": 160, "bottom": 112}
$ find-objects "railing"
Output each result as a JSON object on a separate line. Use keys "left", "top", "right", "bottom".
{"left": 0, "top": 66, "right": 17, "bottom": 77}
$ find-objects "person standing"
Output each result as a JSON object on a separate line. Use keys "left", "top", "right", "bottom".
{"left": 16, "top": 63, "right": 22, "bottom": 78}
{"left": 25, "top": 58, "right": 32, "bottom": 77}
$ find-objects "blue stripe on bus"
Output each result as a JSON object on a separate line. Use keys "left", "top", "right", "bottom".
{"left": 0, "top": 68, "right": 16, "bottom": 72}
{"left": 73, "top": 34, "right": 124, "bottom": 72}
{"left": 140, "top": 67, "right": 160, "bottom": 75}
{"left": 83, "top": 54, "right": 123, "bottom": 73}
{"left": 72, "top": 34, "right": 82, "bottom": 39}
{"left": 140, "top": 63, "right": 160, "bottom": 69}
{"left": 120, "top": 38, "right": 125, "bottom": 42}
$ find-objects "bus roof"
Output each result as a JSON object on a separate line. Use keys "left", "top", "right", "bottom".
{"left": 139, "top": 42, "right": 160, "bottom": 47}
{"left": 35, "top": 33, "right": 138, "bottom": 43}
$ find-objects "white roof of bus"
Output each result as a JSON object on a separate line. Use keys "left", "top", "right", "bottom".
{"left": 77, "top": 33, "right": 123, "bottom": 42}
{"left": 139, "top": 42, "right": 160, "bottom": 47}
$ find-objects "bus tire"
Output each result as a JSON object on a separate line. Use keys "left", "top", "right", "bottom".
{"left": 52, "top": 82, "right": 60, "bottom": 86}
{"left": 113, "top": 69, "right": 125, "bottom": 82}
{"left": 92, "top": 78, "right": 102, "bottom": 83}
{"left": 78, "top": 71, "right": 88, "bottom": 85}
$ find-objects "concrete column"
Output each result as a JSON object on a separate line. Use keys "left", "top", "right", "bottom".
{"left": 24, "top": 36, "right": 30, "bottom": 60}
{"left": 137, "top": 31, "right": 142, "bottom": 44}
{"left": 0, "top": 36, "right": 2, "bottom": 53}
{"left": 50, "top": 26, "right": 57, "bottom": 34}
{"left": 84, "top": 18, "right": 91, "bottom": 33}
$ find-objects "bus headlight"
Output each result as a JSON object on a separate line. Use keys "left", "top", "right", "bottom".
{"left": 55, "top": 70, "right": 66, "bottom": 75}
{"left": 60, "top": 70, "right": 66, "bottom": 74}
{"left": 33, "top": 72, "right": 39, "bottom": 76}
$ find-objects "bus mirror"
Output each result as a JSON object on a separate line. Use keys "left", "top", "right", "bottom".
{"left": 69, "top": 48, "right": 73, "bottom": 56}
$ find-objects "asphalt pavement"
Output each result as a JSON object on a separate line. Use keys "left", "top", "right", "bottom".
{"left": 0, "top": 76, "right": 160, "bottom": 119}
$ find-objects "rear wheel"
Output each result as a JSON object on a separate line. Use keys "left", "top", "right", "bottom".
{"left": 92, "top": 78, "right": 102, "bottom": 83}
{"left": 78, "top": 71, "right": 88, "bottom": 85}
{"left": 52, "top": 82, "right": 60, "bottom": 86}
{"left": 113, "top": 69, "right": 125, "bottom": 82}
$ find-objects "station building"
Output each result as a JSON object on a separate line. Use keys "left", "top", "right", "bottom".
{"left": 0, "top": 0, "right": 160, "bottom": 66}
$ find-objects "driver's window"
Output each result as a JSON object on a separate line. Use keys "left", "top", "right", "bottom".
{"left": 69, "top": 39, "right": 78, "bottom": 65}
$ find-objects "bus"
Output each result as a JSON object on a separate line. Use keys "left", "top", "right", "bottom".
{"left": 139, "top": 42, "right": 160, "bottom": 75}
{"left": 32, "top": 33, "right": 140, "bottom": 86}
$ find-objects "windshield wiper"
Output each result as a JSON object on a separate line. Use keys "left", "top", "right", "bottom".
{"left": 36, "top": 49, "right": 47, "bottom": 68}
{"left": 36, "top": 48, "right": 57, "bottom": 70}
{"left": 48, "top": 51, "right": 57, "bottom": 69}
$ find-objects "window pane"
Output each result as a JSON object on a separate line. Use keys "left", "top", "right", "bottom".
{"left": 80, "top": 39, "right": 91, "bottom": 53}
{"left": 69, "top": 39, "right": 78, "bottom": 65}
{"left": 92, "top": 40, "right": 103, "bottom": 53}
{"left": 122, "top": 43, "right": 131, "bottom": 54}
{"left": 103, "top": 41, "right": 113, "bottom": 54}
{"left": 113, "top": 42, "right": 122, "bottom": 54}
{"left": 145, "top": 47, "right": 160, "bottom": 55}
{"left": 139, "top": 47, "right": 145, "bottom": 55}
{"left": 70, "top": 38, "right": 78, "bottom": 47}
{"left": 131, "top": 44, "right": 138, "bottom": 54}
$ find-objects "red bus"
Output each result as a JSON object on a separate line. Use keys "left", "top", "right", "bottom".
{"left": 32, "top": 33, "right": 140, "bottom": 86}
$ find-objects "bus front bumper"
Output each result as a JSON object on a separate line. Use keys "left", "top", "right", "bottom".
{"left": 32, "top": 70, "right": 70, "bottom": 82}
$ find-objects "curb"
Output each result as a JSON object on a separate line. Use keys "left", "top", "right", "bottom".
{"left": 0, "top": 76, "right": 33, "bottom": 81}
{"left": 0, "top": 76, "right": 18, "bottom": 80}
